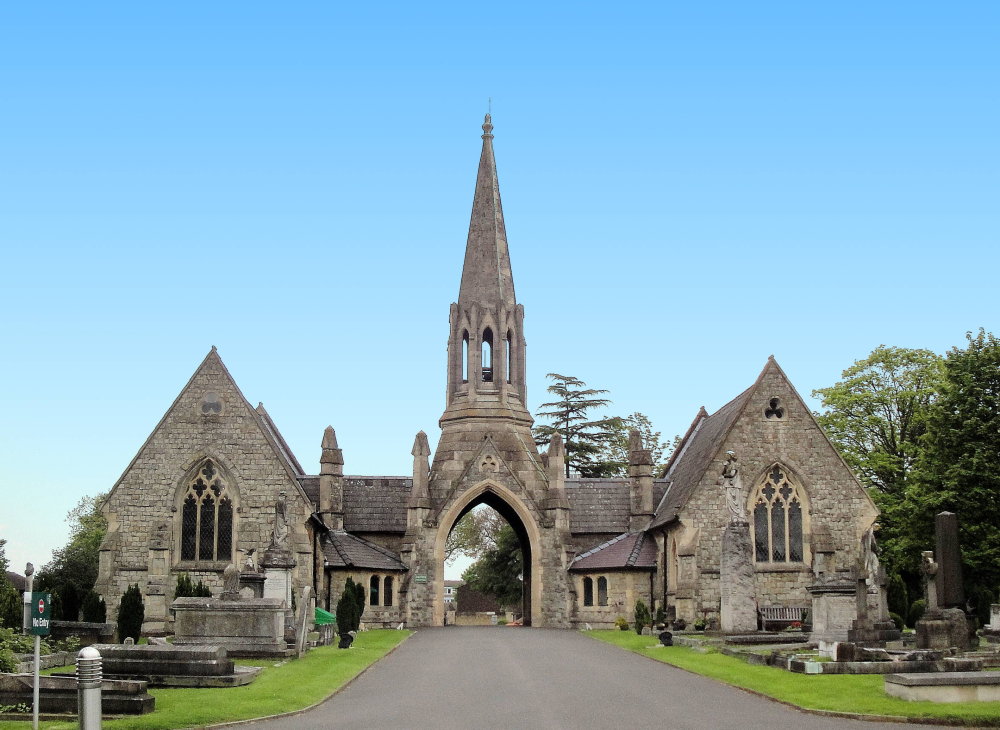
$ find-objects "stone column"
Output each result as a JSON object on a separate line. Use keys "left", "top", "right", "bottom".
{"left": 143, "top": 521, "right": 172, "bottom": 634}
{"left": 720, "top": 520, "right": 756, "bottom": 633}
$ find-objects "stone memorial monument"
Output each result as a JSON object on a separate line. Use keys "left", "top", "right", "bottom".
{"left": 718, "top": 453, "right": 757, "bottom": 633}
{"left": 261, "top": 491, "right": 295, "bottom": 606}
{"left": 916, "top": 512, "right": 971, "bottom": 651}
{"left": 807, "top": 524, "right": 857, "bottom": 656}
{"left": 847, "top": 524, "right": 900, "bottom": 646}
{"left": 172, "top": 562, "right": 289, "bottom": 658}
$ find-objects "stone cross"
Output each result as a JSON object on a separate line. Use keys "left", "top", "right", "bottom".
{"left": 921, "top": 550, "right": 939, "bottom": 611}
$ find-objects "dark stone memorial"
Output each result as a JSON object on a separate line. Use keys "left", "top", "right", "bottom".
{"left": 916, "top": 511, "right": 972, "bottom": 651}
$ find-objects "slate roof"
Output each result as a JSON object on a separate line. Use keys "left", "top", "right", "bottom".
{"left": 321, "top": 530, "right": 408, "bottom": 571}
{"left": 256, "top": 404, "right": 305, "bottom": 475}
{"left": 649, "top": 386, "right": 754, "bottom": 530}
{"left": 297, "top": 475, "right": 412, "bottom": 532}
{"left": 570, "top": 532, "right": 657, "bottom": 571}
{"left": 565, "top": 479, "right": 668, "bottom": 534}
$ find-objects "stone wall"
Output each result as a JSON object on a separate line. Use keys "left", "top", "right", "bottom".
{"left": 571, "top": 571, "right": 654, "bottom": 629}
{"left": 327, "top": 570, "right": 405, "bottom": 628}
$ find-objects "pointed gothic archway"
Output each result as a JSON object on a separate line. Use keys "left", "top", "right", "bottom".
{"left": 432, "top": 479, "right": 543, "bottom": 627}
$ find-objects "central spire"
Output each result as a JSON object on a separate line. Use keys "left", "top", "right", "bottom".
{"left": 458, "top": 114, "right": 516, "bottom": 310}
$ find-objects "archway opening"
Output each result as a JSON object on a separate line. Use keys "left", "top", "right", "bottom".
{"left": 443, "top": 495, "right": 532, "bottom": 626}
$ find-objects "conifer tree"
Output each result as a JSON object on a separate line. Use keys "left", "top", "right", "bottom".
{"left": 117, "top": 584, "right": 144, "bottom": 642}
{"left": 533, "top": 373, "right": 618, "bottom": 477}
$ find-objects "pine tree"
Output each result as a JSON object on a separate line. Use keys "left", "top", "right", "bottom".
{"left": 533, "top": 373, "right": 618, "bottom": 477}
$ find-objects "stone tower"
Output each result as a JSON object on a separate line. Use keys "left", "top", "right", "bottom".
{"left": 403, "top": 116, "right": 574, "bottom": 627}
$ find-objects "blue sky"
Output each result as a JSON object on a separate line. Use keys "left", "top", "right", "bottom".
{"left": 1, "top": 3, "right": 997, "bottom": 577}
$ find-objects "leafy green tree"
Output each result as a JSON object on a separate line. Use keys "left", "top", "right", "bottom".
{"left": 812, "top": 346, "right": 943, "bottom": 578}
{"left": 445, "top": 506, "right": 505, "bottom": 564}
{"left": 595, "top": 413, "right": 677, "bottom": 478}
{"left": 117, "top": 584, "right": 144, "bottom": 642}
{"left": 81, "top": 591, "right": 107, "bottom": 623}
{"left": 533, "top": 373, "right": 619, "bottom": 477}
{"left": 462, "top": 525, "right": 524, "bottom": 610}
{"left": 909, "top": 330, "right": 1000, "bottom": 615}
{"left": 0, "top": 539, "right": 21, "bottom": 629}
{"left": 36, "top": 493, "right": 108, "bottom": 619}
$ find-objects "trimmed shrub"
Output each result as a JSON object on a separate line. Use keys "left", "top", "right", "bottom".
{"left": 614, "top": 616, "right": 629, "bottom": 631}
{"left": 117, "top": 584, "right": 144, "bottom": 642}
{"left": 889, "top": 611, "right": 905, "bottom": 631}
{"left": 634, "top": 600, "right": 651, "bottom": 635}
{"left": 654, "top": 605, "right": 667, "bottom": 627}
{"left": 81, "top": 591, "right": 106, "bottom": 623}
{"left": 907, "top": 598, "right": 926, "bottom": 628}
{"left": 174, "top": 573, "right": 212, "bottom": 599}
{"left": 336, "top": 578, "right": 362, "bottom": 638}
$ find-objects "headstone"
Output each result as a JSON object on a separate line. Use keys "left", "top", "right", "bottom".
{"left": 221, "top": 563, "right": 241, "bottom": 601}
{"left": 658, "top": 630, "right": 673, "bottom": 646}
{"left": 935, "top": 512, "right": 965, "bottom": 610}
{"left": 921, "top": 550, "right": 939, "bottom": 611}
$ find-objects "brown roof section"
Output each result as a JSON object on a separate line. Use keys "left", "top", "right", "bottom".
{"left": 5, "top": 571, "right": 26, "bottom": 591}
{"left": 570, "top": 532, "right": 657, "bottom": 571}
{"left": 565, "top": 479, "right": 667, "bottom": 534}
{"left": 649, "top": 385, "right": 754, "bottom": 530}
{"left": 321, "top": 531, "right": 407, "bottom": 571}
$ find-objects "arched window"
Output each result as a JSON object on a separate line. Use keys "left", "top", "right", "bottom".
{"left": 383, "top": 576, "right": 393, "bottom": 607}
{"left": 582, "top": 577, "right": 593, "bottom": 606}
{"left": 481, "top": 328, "right": 494, "bottom": 382}
{"left": 597, "top": 576, "right": 608, "bottom": 607}
{"left": 506, "top": 330, "right": 513, "bottom": 384}
{"left": 181, "top": 460, "right": 234, "bottom": 562}
{"left": 751, "top": 465, "right": 806, "bottom": 563}
{"left": 462, "top": 331, "right": 469, "bottom": 383}
{"left": 369, "top": 576, "right": 380, "bottom": 606}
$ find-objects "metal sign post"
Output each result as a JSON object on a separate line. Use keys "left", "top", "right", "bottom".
{"left": 28, "top": 591, "right": 51, "bottom": 730}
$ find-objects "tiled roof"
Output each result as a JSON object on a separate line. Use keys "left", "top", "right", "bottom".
{"left": 570, "top": 532, "right": 657, "bottom": 571}
{"left": 321, "top": 530, "right": 407, "bottom": 571}
{"left": 344, "top": 476, "right": 410, "bottom": 532}
{"left": 297, "top": 475, "right": 411, "bottom": 532}
{"left": 649, "top": 386, "right": 753, "bottom": 530}
{"left": 565, "top": 479, "right": 668, "bottom": 533}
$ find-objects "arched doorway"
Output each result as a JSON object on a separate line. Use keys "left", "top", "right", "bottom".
{"left": 432, "top": 480, "right": 542, "bottom": 627}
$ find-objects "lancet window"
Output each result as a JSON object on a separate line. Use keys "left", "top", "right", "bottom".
{"left": 751, "top": 465, "right": 805, "bottom": 563}
{"left": 582, "top": 577, "right": 594, "bottom": 606}
{"left": 482, "top": 327, "right": 494, "bottom": 382}
{"left": 180, "top": 460, "right": 234, "bottom": 562}
{"left": 369, "top": 576, "right": 380, "bottom": 606}
{"left": 506, "top": 330, "right": 513, "bottom": 384}
{"left": 462, "top": 330, "right": 469, "bottom": 383}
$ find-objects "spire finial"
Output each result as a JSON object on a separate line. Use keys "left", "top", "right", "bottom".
{"left": 482, "top": 113, "right": 493, "bottom": 138}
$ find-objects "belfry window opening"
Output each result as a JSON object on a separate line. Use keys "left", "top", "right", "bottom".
{"left": 506, "top": 330, "right": 513, "bottom": 384}
{"left": 482, "top": 328, "right": 494, "bottom": 382}
{"left": 462, "top": 331, "right": 469, "bottom": 383}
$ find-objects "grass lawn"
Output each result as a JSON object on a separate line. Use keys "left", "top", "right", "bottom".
{"left": 587, "top": 630, "right": 1000, "bottom": 726}
{"left": 1, "top": 630, "right": 410, "bottom": 730}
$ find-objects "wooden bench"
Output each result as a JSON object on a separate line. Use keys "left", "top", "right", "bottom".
{"left": 758, "top": 606, "right": 806, "bottom": 631}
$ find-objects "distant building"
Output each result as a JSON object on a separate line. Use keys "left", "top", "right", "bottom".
{"left": 96, "top": 116, "right": 877, "bottom": 632}
{"left": 444, "top": 580, "right": 463, "bottom": 605}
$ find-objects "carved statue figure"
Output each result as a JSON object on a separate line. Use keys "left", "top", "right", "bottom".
{"left": 861, "top": 524, "right": 881, "bottom": 594}
{"left": 921, "top": 550, "right": 939, "bottom": 610}
{"left": 721, "top": 451, "right": 745, "bottom": 522}
{"left": 222, "top": 563, "right": 240, "bottom": 599}
{"left": 242, "top": 548, "right": 257, "bottom": 573}
{"left": 271, "top": 491, "right": 289, "bottom": 547}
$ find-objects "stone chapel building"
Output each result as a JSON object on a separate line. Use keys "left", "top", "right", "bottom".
{"left": 97, "top": 116, "right": 878, "bottom": 632}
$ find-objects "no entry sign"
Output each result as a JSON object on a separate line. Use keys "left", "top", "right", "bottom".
{"left": 29, "top": 592, "right": 51, "bottom": 636}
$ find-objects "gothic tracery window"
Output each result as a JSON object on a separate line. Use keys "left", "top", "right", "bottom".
{"left": 180, "top": 460, "right": 234, "bottom": 562}
{"left": 751, "top": 465, "right": 805, "bottom": 563}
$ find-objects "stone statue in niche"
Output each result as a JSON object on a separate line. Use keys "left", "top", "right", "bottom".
{"left": 721, "top": 451, "right": 746, "bottom": 523}
{"left": 271, "top": 491, "right": 289, "bottom": 547}
{"left": 861, "top": 524, "right": 881, "bottom": 594}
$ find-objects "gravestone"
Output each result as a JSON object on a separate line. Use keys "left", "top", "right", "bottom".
{"left": 718, "top": 453, "right": 757, "bottom": 633}
{"left": 916, "top": 512, "right": 971, "bottom": 651}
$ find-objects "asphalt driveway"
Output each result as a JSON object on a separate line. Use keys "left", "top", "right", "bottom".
{"left": 243, "top": 627, "right": 944, "bottom": 730}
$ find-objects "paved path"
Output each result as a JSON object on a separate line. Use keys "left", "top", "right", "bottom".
{"left": 245, "top": 628, "right": 944, "bottom": 730}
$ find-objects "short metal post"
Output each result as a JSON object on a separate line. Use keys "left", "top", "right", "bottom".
{"left": 76, "top": 646, "right": 103, "bottom": 730}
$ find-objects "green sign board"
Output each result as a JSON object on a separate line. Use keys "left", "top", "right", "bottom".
{"left": 414, "top": 575, "right": 427, "bottom": 584}
{"left": 29, "top": 592, "right": 52, "bottom": 636}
